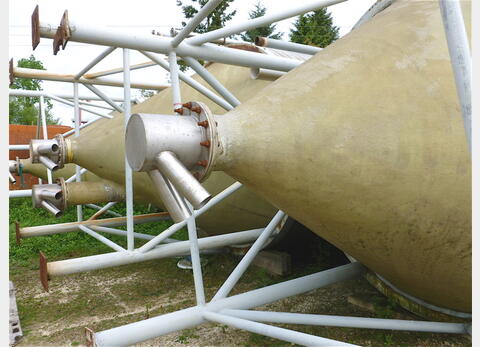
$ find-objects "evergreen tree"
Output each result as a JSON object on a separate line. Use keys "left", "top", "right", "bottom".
{"left": 176, "top": 0, "right": 236, "bottom": 34}
{"left": 240, "top": 2, "right": 283, "bottom": 42}
{"left": 9, "top": 55, "right": 59, "bottom": 125}
{"left": 289, "top": 9, "right": 339, "bottom": 48}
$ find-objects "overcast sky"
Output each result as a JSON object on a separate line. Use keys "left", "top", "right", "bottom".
{"left": 9, "top": 0, "right": 376, "bottom": 125}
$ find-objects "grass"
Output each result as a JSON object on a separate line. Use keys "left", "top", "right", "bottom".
{"left": 9, "top": 198, "right": 187, "bottom": 273}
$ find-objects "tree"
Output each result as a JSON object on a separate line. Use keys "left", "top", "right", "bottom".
{"left": 176, "top": 0, "right": 236, "bottom": 34}
{"left": 176, "top": 0, "right": 237, "bottom": 71}
{"left": 240, "top": 2, "right": 283, "bottom": 42}
{"left": 9, "top": 55, "right": 59, "bottom": 125}
{"left": 289, "top": 9, "right": 339, "bottom": 48}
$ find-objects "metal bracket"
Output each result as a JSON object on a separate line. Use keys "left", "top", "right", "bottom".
{"left": 39, "top": 251, "right": 49, "bottom": 292}
{"left": 53, "top": 10, "right": 70, "bottom": 55}
{"left": 31, "top": 5, "right": 40, "bottom": 50}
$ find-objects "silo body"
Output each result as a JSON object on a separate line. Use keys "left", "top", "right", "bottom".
{"left": 64, "top": 61, "right": 279, "bottom": 234}
{"left": 209, "top": 0, "right": 471, "bottom": 312}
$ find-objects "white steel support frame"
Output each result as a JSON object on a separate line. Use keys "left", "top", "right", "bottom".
{"left": 39, "top": 96, "right": 53, "bottom": 184}
{"left": 73, "top": 82, "right": 83, "bottom": 222}
{"left": 13, "top": 1, "right": 471, "bottom": 346}
{"left": 123, "top": 48, "right": 135, "bottom": 251}
{"left": 438, "top": 0, "right": 472, "bottom": 151}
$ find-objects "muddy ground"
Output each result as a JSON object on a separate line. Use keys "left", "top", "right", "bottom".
{"left": 11, "top": 251, "right": 471, "bottom": 347}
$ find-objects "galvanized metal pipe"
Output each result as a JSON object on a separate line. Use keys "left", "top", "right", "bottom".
{"left": 85, "top": 61, "right": 157, "bottom": 79}
{"left": 148, "top": 169, "right": 191, "bottom": 223}
{"left": 123, "top": 48, "right": 135, "bottom": 252}
{"left": 9, "top": 88, "right": 127, "bottom": 101}
{"left": 38, "top": 20, "right": 301, "bottom": 72}
{"left": 171, "top": 0, "right": 224, "bottom": 47}
{"left": 212, "top": 210, "right": 286, "bottom": 300}
{"left": 250, "top": 68, "right": 285, "bottom": 81}
{"left": 9, "top": 172, "right": 16, "bottom": 184}
{"left": 85, "top": 204, "right": 122, "bottom": 218}
{"left": 221, "top": 309, "right": 469, "bottom": 334}
{"left": 203, "top": 311, "right": 355, "bottom": 346}
{"left": 82, "top": 84, "right": 124, "bottom": 113}
{"left": 168, "top": 51, "right": 182, "bottom": 111}
{"left": 439, "top": 0, "right": 471, "bottom": 151}
{"left": 19, "top": 213, "right": 168, "bottom": 238}
{"left": 141, "top": 51, "right": 233, "bottom": 111}
{"left": 47, "top": 228, "right": 264, "bottom": 276}
{"left": 93, "top": 262, "right": 364, "bottom": 346}
{"left": 46, "top": 92, "right": 112, "bottom": 119}
{"left": 186, "top": 0, "right": 347, "bottom": 45}
{"left": 87, "top": 201, "right": 119, "bottom": 220}
{"left": 137, "top": 181, "right": 242, "bottom": 253}
{"left": 255, "top": 36, "right": 321, "bottom": 55}
{"left": 40, "top": 200, "right": 62, "bottom": 217}
{"left": 155, "top": 151, "right": 212, "bottom": 209}
{"left": 65, "top": 168, "right": 87, "bottom": 183}
{"left": 9, "top": 189, "right": 32, "bottom": 198}
{"left": 9, "top": 145, "right": 29, "bottom": 150}
{"left": 79, "top": 225, "right": 126, "bottom": 252}
{"left": 74, "top": 82, "right": 83, "bottom": 222}
{"left": 187, "top": 214, "right": 206, "bottom": 305}
{"left": 38, "top": 155, "right": 58, "bottom": 171}
{"left": 74, "top": 46, "right": 116, "bottom": 79}
{"left": 39, "top": 96, "right": 53, "bottom": 184}
{"left": 13, "top": 67, "right": 168, "bottom": 90}
{"left": 183, "top": 56, "right": 239, "bottom": 107}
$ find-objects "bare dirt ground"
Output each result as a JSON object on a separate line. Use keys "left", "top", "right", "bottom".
{"left": 11, "top": 253, "right": 471, "bottom": 347}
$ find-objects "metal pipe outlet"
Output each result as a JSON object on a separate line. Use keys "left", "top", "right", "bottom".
{"left": 38, "top": 156, "right": 59, "bottom": 171}
{"left": 155, "top": 151, "right": 211, "bottom": 209}
{"left": 40, "top": 200, "right": 62, "bottom": 217}
{"left": 148, "top": 170, "right": 191, "bottom": 223}
{"left": 9, "top": 172, "right": 16, "bottom": 184}
{"left": 37, "top": 142, "right": 59, "bottom": 155}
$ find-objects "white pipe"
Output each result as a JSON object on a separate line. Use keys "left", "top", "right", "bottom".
{"left": 250, "top": 68, "right": 285, "bottom": 81}
{"left": 74, "top": 46, "right": 116, "bottom": 79}
{"left": 183, "top": 56, "right": 239, "bottom": 107}
{"left": 255, "top": 36, "right": 321, "bottom": 55}
{"left": 9, "top": 88, "right": 127, "bottom": 101}
{"left": 86, "top": 202, "right": 121, "bottom": 218}
{"left": 9, "top": 189, "right": 32, "bottom": 198}
{"left": 47, "top": 228, "right": 264, "bottom": 276}
{"left": 123, "top": 48, "right": 135, "bottom": 252}
{"left": 46, "top": 93, "right": 112, "bottom": 119}
{"left": 137, "top": 181, "right": 242, "bottom": 253}
{"left": 65, "top": 167, "right": 87, "bottom": 183}
{"left": 38, "top": 21, "right": 301, "bottom": 72}
{"left": 19, "top": 213, "right": 168, "bottom": 237}
{"left": 168, "top": 51, "right": 182, "bottom": 111}
{"left": 85, "top": 61, "right": 157, "bottom": 79}
{"left": 203, "top": 311, "right": 356, "bottom": 346}
{"left": 76, "top": 100, "right": 114, "bottom": 111}
{"left": 9, "top": 172, "right": 17, "bottom": 184}
{"left": 93, "top": 262, "right": 364, "bottom": 346}
{"left": 221, "top": 309, "right": 468, "bottom": 334}
{"left": 439, "top": 0, "right": 471, "bottom": 151}
{"left": 79, "top": 225, "right": 126, "bottom": 252}
{"left": 82, "top": 84, "right": 124, "bottom": 113}
{"left": 39, "top": 96, "right": 53, "bottom": 184}
{"left": 13, "top": 67, "right": 169, "bottom": 90}
{"left": 187, "top": 214, "right": 206, "bottom": 305}
{"left": 62, "top": 117, "right": 104, "bottom": 137}
{"left": 74, "top": 82, "right": 83, "bottom": 222}
{"left": 9, "top": 145, "right": 29, "bottom": 150}
{"left": 187, "top": 0, "right": 347, "bottom": 45}
{"left": 212, "top": 211, "right": 285, "bottom": 300}
{"left": 171, "top": 0, "right": 224, "bottom": 47}
{"left": 141, "top": 51, "right": 233, "bottom": 111}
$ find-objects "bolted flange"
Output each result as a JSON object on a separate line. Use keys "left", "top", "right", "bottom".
{"left": 32, "top": 177, "right": 67, "bottom": 217}
{"left": 29, "top": 134, "right": 67, "bottom": 171}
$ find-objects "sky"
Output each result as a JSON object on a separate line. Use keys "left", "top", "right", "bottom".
{"left": 9, "top": 0, "right": 376, "bottom": 125}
